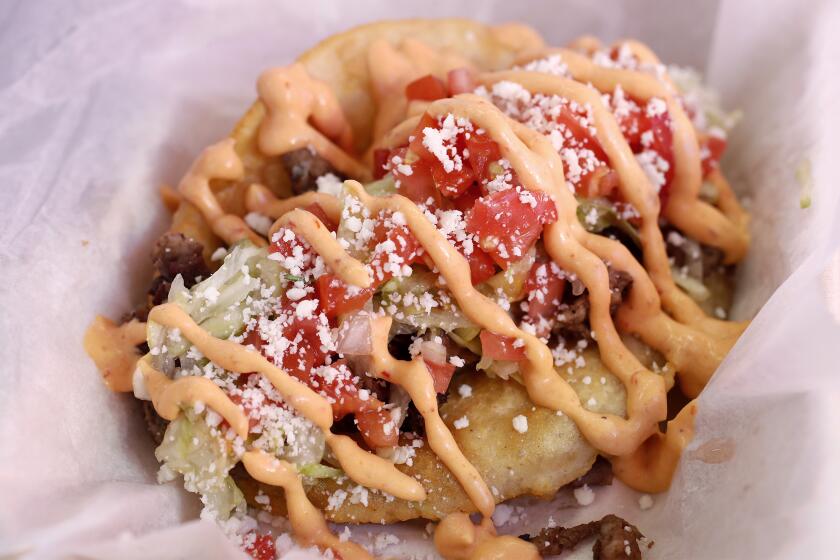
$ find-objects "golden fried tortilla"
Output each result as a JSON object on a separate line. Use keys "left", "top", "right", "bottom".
{"left": 234, "top": 348, "right": 639, "bottom": 523}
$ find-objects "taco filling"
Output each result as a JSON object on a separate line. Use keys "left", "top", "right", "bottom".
{"left": 85, "top": 19, "right": 750, "bottom": 560}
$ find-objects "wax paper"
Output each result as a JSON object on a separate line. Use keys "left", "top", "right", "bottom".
{"left": 1, "top": 0, "right": 838, "bottom": 558}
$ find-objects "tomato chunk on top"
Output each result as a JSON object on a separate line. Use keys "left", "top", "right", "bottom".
{"left": 479, "top": 330, "right": 527, "bottom": 361}
{"left": 466, "top": 187, "right": 557, "bottom": 268}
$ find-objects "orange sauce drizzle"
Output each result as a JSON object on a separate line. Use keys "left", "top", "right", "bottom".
{"left": 362, "top": 96, "right": 669, "bottom": 455}
{"left": 245, "top": 183, "right": 342, "bottom": 224}
{"left": 611, "top": 399, "right": 697, "bottom": 493}
{"left": 367, "top": 315, "right": 495, "bottom": 517}
{"left": 257, "top": 64, "right": 369, "bottom": 179}
{"left": 521, "top": 47, "right": 750, "bottom": 264}
{"left": 177, "top": 139, "right": 266, "bottom": 247}
{"left": 367, "top": 38, "right": 472, "bottom": 148}
{"left": 83, "top": 316, "right": 147, "bottom": 392}
{"left": 435, "top": 513, "right": 540, "bottom": 560}
{"left": 146, "top": 303, "right": 425, "bottom": 502}
{"left": 241, "top": 450, "right": 373, "bottom": 560}
{"left": 490, "top": 23, "right": 546, "bottom": 58}
{"left": 268, "top": 208, "right": 371, "bottom": 288}
{"left": 475, "top": 71, "right": 745, "bottom": 391}
{"left": 138, "top": 358, "right": 250, "bottom": 440}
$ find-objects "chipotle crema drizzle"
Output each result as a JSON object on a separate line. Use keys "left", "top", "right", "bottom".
{"left": 85, "top": 26, "right": 749, "bottom": 559}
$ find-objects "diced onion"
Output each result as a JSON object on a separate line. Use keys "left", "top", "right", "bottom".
{"left": 420, "top": 339, "right": 447, "bottom": 365}
{"left": 672, "top": 268, "right": 711, "bottom": 302}
{"left": 132, "top": 365, "right": 151, "bottom": 400}
{"left": 388, "top": 386, "right": 412, "bottom": 430}
{"left": 335, "top": 312, "right": 372, "bottom": 355}
{"left": 488, "top": 360, "right": 519, "bottom": 380}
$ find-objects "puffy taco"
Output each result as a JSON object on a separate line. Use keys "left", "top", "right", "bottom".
{"left": 85, "top": 18, "right": 750, "bottom": 560}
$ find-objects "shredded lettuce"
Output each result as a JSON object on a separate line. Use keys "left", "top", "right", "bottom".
{"left": 144, "top": 241, "right": 331, "bottom": 514}
{"left": 379, "top": 269, "right": 477, "bottom": 331}
{"left": 576, "top": 198, "right": 641, "bottom": 248}
{"left": 449, "top": 327, "right": 482, "bottom": 355}
{"left": 166, "top": 242, "right": 264, "bottom": 339}
{"left": 671, "top": 266, "right": 711, "bottom": 302}
{"left": 155, "top": 415, "right": 244, "bottom": 520}
{"left": 299, "top": 463, "right": 343, "bottom": 479}
{"left": 476, "top": 355, "right": 521, "bottom": 381}
{"left": 668, "top": 66, "right": 742, "bottom": 133}
{"left": 479, "top": 248, "right": 535, "bottom": 301}
{"left": 364, "top": 174, "right": 397, "bottom": 197}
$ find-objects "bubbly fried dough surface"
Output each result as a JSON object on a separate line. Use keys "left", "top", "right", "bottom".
{"left": 234, "top": 349, "right": 631, "bottom": 523}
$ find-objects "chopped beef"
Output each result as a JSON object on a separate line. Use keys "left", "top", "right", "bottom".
{"left": 281, "top": 148, "right": 345, "bottom": 195}
{"left": 387, "top": 333, "right": 415, "bottom": 361}
{"left": 121, "top": 304, "right": 150, "bottom": 324}
{"left": 525, "top": 520, "right": 600, "bottom": 556}
{"left": 523, "top": 514, "right": 645, "bottom": 559}
{"left": 663, "top": 225, "right": 730, "bottom": 282}
{"left": 592, "top": 515, "right": 645, "bottom": 560}
{"left": 608, "top": 268, "right": 633, "bottom": 313}
{"left": 555, "top": 266, "right": 633, "bottom": 340}
{"left": 569, "top": 456, "right": 614, "bottom": 489}
{"left": 148, "top": 233, "right": 210, "bottom": 305}
{"left": 356, "top": 373, "right": 390, "bottom": 403}
{"left": 142, "top": 400, "right": 168, "bottom": 446}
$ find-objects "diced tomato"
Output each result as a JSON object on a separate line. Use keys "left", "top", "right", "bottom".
{"left": 466, "top": 247, "right": 497, "bottom": 284}
{"left": 396, "top": 163, "right": 441, "bottom": 207}
{"left": 424, "top": 358, "right": 456, "bottom": 393}
{"left": 431, "top": 157, "right": 475, "bottom": 198}
{"left": 447, "top": 67, "right": 477, "bottom": 95}
{"left": 356, "top": 407, "right": 399, "bottom": 448}
{"left": 368, "top": 222, "right": 424, "bottom": 285}
{"left": 228, "top": 392, "right": 264, "bottom": 432}
{"left": 465, "top": 132, "right": 502, "bottom": 180}
{"left": 390, "top": 146, "right": 443, "bottom": 207}
{"left": 465, "top": 188, "right": 557, "bottom": 267}
{"left": 268, "top": 227, "right": 314, "bottom": 266}
{"left": 556, "top": 105, "right": 608, "bottom": 159}
{"left": 408, "top": 113, "right": 439, "bottom": 161}
{"left": 245, "top": 533, "right": 276, "bottom": 560}
{"left": 647, "top": 111, "right": 674, "bottom": 204}
{"left": 316, "top": 274, "right": 373, "bottom": 319}
{"left": 242, "top": 328, "right": 266, "bottom": 353}
{"left": 406, "top": 74, "right": 448, "bottom": 101}
{"left": 612, "top": 95, "right": 675, "bottom": 203}
{"left": 612, "top": 98, "right": 646, "bottom": 149}
{"left": 700, "top": 135, "right": 726, "bottom": 176}
{"left": 310, "top": 360, "right": 367, "bottom": 420}
{"left": 277, "top": 314, "right": 329, "bottom": 380}
{"left": 373, "top": 148, "right": 391, "bottom": 179}
{"left": 303, "top": 202, "right": 337, "bottom": 231}
{"left": 479, "top": 330, "right": 527, "bottom": 361}
{"left": 451, "top": 182, "right": 482, "bottom": 213}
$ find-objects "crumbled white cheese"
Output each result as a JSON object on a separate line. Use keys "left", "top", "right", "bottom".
{"left": 315, "top": 172, "right": 343, "bottom": 197}
{"left": 244, "top": 212, "right": 273, "bottom": 236}
{"left": 512, "top": 414, "right": 528, "bottom": 433}
{"left": 574, "top": 484, "right": 595, "bottom": 506}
